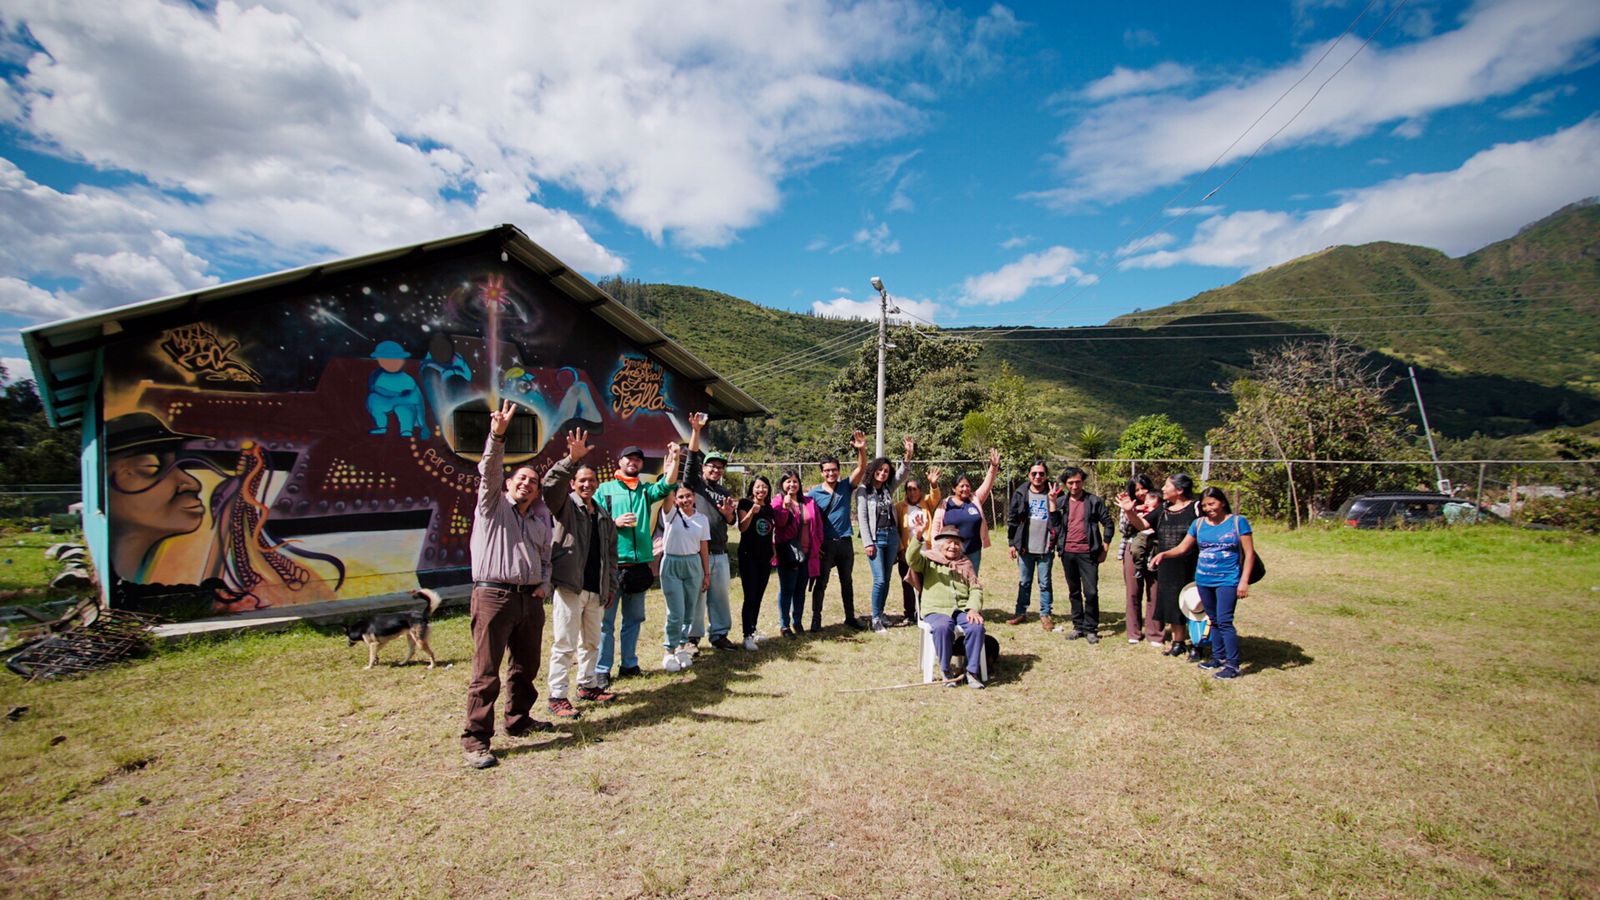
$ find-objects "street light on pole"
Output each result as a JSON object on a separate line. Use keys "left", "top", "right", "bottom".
{"left": 870, "top": 276, "right": 892, "bottom": 458}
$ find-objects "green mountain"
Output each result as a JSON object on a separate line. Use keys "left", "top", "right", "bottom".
{"left": 623, "top": 200, "right": 1600, "bottom": 452}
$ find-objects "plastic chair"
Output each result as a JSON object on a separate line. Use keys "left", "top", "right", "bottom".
{"left": 916, "top": 596, "right": 988, "bottom": 684}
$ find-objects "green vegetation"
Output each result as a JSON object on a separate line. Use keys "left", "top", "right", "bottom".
{"left": 0, "top": 524, "right": 86, "bottom": 603}
{"left": 629, "top": 202, "right": 1600, "bottom": 458}
{"left": 1, "top": 525, "right": 1596, "bottom": 895}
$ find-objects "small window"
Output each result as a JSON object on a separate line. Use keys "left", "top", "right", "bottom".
{"left": 451, "top": 404, "right": 538, "bottom": 455}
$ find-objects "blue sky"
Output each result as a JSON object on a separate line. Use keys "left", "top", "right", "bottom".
{"left": 2, "top": 0, "right": 1598, "bottom": 383}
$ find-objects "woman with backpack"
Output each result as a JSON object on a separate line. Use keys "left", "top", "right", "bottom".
{"left": 1150, "top": 486, "right": 1255, "bottom": 678}
{"left": 1117, "top": 472, "right": 1200, "bottom": 657}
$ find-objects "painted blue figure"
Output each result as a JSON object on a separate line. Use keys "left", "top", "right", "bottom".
{"left": 367, "top": 340, "right": 425, "bottom": 437}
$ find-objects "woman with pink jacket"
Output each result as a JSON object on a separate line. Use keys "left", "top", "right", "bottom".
{"left": 772, "top": 469, "right": 824, "bottom": 636}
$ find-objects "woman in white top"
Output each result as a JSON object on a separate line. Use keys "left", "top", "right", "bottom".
{"left": 659, "top": 485, "right": 710, "bottom": 672}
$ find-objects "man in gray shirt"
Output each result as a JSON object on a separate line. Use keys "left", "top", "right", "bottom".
{"left": 682, "top": 412, "right": 739, "bottom": 650}
{"left": 462, "top": 399, "right": 554, "bottom": 770}
{"left": 1005, "top": 460, "right": 1059, "bottom": 631}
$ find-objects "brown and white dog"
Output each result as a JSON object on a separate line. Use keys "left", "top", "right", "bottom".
{"left": 346, "top": 589, "right": 442, "bottom": 669}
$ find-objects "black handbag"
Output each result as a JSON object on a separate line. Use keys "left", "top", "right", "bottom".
{"left": 1235, "top": 516, "right": 1266, "bottom": 584}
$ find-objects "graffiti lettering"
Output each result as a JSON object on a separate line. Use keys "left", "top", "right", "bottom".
{"left": 610, "top": 357, "right": 670, "bottom": 419}
{"left": 160, "top": 324, "right": 261, "bottom": 384}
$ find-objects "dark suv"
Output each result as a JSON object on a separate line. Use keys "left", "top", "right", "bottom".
{"left": 1336, "top": 492, "right": 1496, "bottom": 528}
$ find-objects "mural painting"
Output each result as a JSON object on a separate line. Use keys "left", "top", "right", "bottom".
{"left": 101, "top": 256, "right": 699, "bottom": 616}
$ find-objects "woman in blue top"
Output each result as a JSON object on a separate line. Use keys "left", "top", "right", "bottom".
{"left": 1151, "top": 486, "right": 1255, "bottom": 679}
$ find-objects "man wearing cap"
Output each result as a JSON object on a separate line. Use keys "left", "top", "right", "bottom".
{"left": 461, "top": 399, "right": 555, "bottom": 770}
{"left": 805, "top": 430, "right": 868, "bottom": 631}
{"left": 906, "top": 523, "right": 987, "bottom": 689}
{"left": 682, "top": 412, "right": 739, "bottom": 651}
{"left": 541, "top": 427, "right": 619, "bottom": 719}
{"left": 593, "top": 437, "right": 682, "bottom": 681}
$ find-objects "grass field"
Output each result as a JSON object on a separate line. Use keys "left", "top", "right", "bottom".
{"left": 1, "top": 525, "right": 1597, "bottom": 897}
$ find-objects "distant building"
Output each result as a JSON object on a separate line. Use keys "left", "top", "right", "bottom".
{"left": 22, "top": 225, "right": 763, "bottom": 618}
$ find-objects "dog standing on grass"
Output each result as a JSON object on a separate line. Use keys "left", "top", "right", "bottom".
{"left": 347, "top": 588, "right": 442, "bottom": 669}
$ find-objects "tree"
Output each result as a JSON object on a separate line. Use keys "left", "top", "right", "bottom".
{"left": 959, "top": 361, "right": 1044, "bottom": 483}
{"left": 1074, "top": 423, "right": 1108, "bottom": 461}
{"left": 1113, "top": 414, "right": 1195, "bottom": 485}
{"left": 820, "top": 326, "right": 982, "bottom": 457}
{"left": 1206, "top": 338, "right": 1424, "bottom": 525}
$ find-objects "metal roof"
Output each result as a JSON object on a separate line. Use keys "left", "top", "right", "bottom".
{"left": 20, "top": 224, "right": 767, "bottom": 428}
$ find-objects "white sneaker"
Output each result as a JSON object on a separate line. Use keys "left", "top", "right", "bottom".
{"left": 742, "top": 635, "right": 759, "bottom": 651}
{"left": 871, "top": 617, "right": 888, "bottom": 634}
{"left": 662, "top": 652, "right": 682, "bottom": 673}
{"left": 675, "top": 648, "right": 693, "bottom": 669}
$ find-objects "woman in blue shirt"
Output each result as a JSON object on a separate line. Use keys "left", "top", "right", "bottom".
{"left": 1150, "top": 486, "right": 1255, "bottom": 679}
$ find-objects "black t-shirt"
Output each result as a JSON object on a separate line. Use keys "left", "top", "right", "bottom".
{"left": 582, "top": 504, "right": 602, "bottom": 593}
{"left": 737, "top": 499, "right": 775, "bottom": 562}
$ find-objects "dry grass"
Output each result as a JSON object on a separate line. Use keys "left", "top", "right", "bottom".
{"left": 1, "top": 524, "right": 1598, "bottom": 897}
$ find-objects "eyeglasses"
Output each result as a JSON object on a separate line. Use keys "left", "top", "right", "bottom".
{"left": 1029, "top": 470, "right": 1047, "bottom": 477}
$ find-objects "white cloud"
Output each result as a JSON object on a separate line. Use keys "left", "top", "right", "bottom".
{"left": 1120, "top": 118, "right": 1600, "bottom": 272}
{"left": 811, "top": 295, "right": 939, "bottom": 324}
{"left": 998, "top": 235, "right": 1033, "bottom": 249}
{"left": 1161, "top": 203, "right": 1224, "bottom": 217}
{"left": 1123, "top": 27, "right": 1159, "bottom": 49}
{"left": 960, "top": 245, "right": 1094, "bottom": 305}
{"left": 1081, "top": 63, "right": 1195, "bottom": 101}
{"left": 849, "top": 222, "right": 901, "bottom": 255}
{"left": 0, "top": 158, "right": 211, "bottom": 317}
{"left": 1044, "top": 0, "right": 1600, "bottom": 205}
{"left": 1114, "top": 232, "right": 1176, "bottom": 257}
{"left": 1501, "top": 84, "right": 1579, "bottom": 119}
{"left": 0, "top": 0, "right": 1010, "bottom": 307}
{"left": 1, "top": 356, "right": 35, "bottom": 385}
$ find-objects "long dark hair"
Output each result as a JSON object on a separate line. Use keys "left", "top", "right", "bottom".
{"left": 1199, "top": 486, "right": 1233, "bottom": 515}
{"left": 778, "top": 468, "right": 803, "bottom": 496}
{"left": 867, "top": 456, "right": 894, "bottom": 488}
{"left": 1126, "top": 473, "right": 1155, "bottom": 496}
{"left": 1168, "top": 472, "right": 1195, "bottom": 500}
{"left": 746, "top": 474, "right": 772, "bottom": 499}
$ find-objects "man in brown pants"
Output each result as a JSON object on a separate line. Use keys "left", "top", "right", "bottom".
{"left": 462, "top": 399, "right": 554, "bottom": 769}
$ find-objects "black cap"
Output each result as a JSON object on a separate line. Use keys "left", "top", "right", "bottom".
{"left": 105, "top": 412, "right": 211, "bottom": 455}
{"left": 617, "top": 445, "right": 645, "bottom": 460}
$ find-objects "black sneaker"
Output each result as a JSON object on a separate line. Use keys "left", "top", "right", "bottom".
{"left": 1198, "top": 659, "right": 1223, "bottom": 670}
{"left": 844, "top": 618, "right": 866, "bottom": 630}
{"left": 1212, "top": 667, "right": 1240, "bottom": 679}
{"left": 710, "top": 635, "right": 739, "bottom": 651}
{"left": 1186, "top": 646, "right": 1203, "bottom": 663}
{"left": 617, "top": 665, "right": 643, "bottom": 678}
{"left": 1064, "top": 630, "right": 1085, "bottom": 640}
{"left": 871, "top": 617, "right": 888, "bottom": 634}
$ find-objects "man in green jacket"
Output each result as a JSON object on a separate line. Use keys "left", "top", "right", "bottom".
{"left": 593, "top": 440, "right": 681, "bottom": 682}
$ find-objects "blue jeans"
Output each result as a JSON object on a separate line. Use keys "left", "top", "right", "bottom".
{"left": 660, "top": 554, "right": 703, "bottom": 650}
{"left": 969, "top": 547, "right": 983, "bottom": 574}
{"left": 1015, "top": 551, "right": 1054, "bottom": 616}
{"left": 776, "top": 566, "right": 807, "bottom": 629}
{"left": 923, "top": 610, "right": 985, "bottom": 676}
{"left": 1198, "top": 583, "right": 1240, "bottom": 670}
{"left": 690, "top": 552, "right": 732, "bottom": 640}
{"left": 867, "top": 533, "right": 899, "bottom": 619}
{"left": 597, "top": 588, "right": 646, "bottom": 674}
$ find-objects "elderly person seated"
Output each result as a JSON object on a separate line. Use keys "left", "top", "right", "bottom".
{"left": 906, "top": 523, "right": 986, "bottom": 689}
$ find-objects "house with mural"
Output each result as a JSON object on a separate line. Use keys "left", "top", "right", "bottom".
{"left": 21, "top": 225, "right": 764, "bottom": 619}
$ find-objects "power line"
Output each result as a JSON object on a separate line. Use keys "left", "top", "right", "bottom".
{"left": 730, "top": 323, "right": 875, "bottom": 380}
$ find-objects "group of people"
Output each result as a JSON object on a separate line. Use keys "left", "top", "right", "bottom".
{"left": 458, "top": 402, "right": 1257, "bottom": 769}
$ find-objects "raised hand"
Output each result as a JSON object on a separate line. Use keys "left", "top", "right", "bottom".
{"left": 489, "top": 398, "right": 516, "bottom": 436}
{"left": 903, "top": 435, "right": 915, "bottom": 458}
{"left": 666, "top": 442, "right": 681, "bottom": 462}
{"left": 1115, "top": 491, "right": 1136, "bottom": 512}
{"left": 927, "top": 465, "right": 942, "bottom": 486}
{"left": 566, "top": 427, "right": 592, "bottom": 461}
{"left": 988, "top": 447, "right": 1001, "bottom": 470}
{"left": 692, "top": 411, "right": 708, "bottom": 432}
{"left": 851, "top": 430, "right": 868, "bottom": 451}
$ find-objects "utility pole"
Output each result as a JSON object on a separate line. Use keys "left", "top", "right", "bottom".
{"left": 870, "top": 276, "right": 890, "bottom": 458}
{"left": 1408, "top": 366, "right": 1445, "bottom": 492}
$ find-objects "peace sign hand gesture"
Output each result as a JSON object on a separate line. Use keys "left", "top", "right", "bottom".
{"left": 490, "top": 399, "right": 516, "bottom": 437}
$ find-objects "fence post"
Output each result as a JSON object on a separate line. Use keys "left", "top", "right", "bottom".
{"left": 1475, "top": 463, "right": 1486, "bottom": 514}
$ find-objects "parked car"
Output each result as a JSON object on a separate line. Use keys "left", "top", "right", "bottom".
{"left": 1336, "top": 492, "right": 1501, "bottom": 529}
